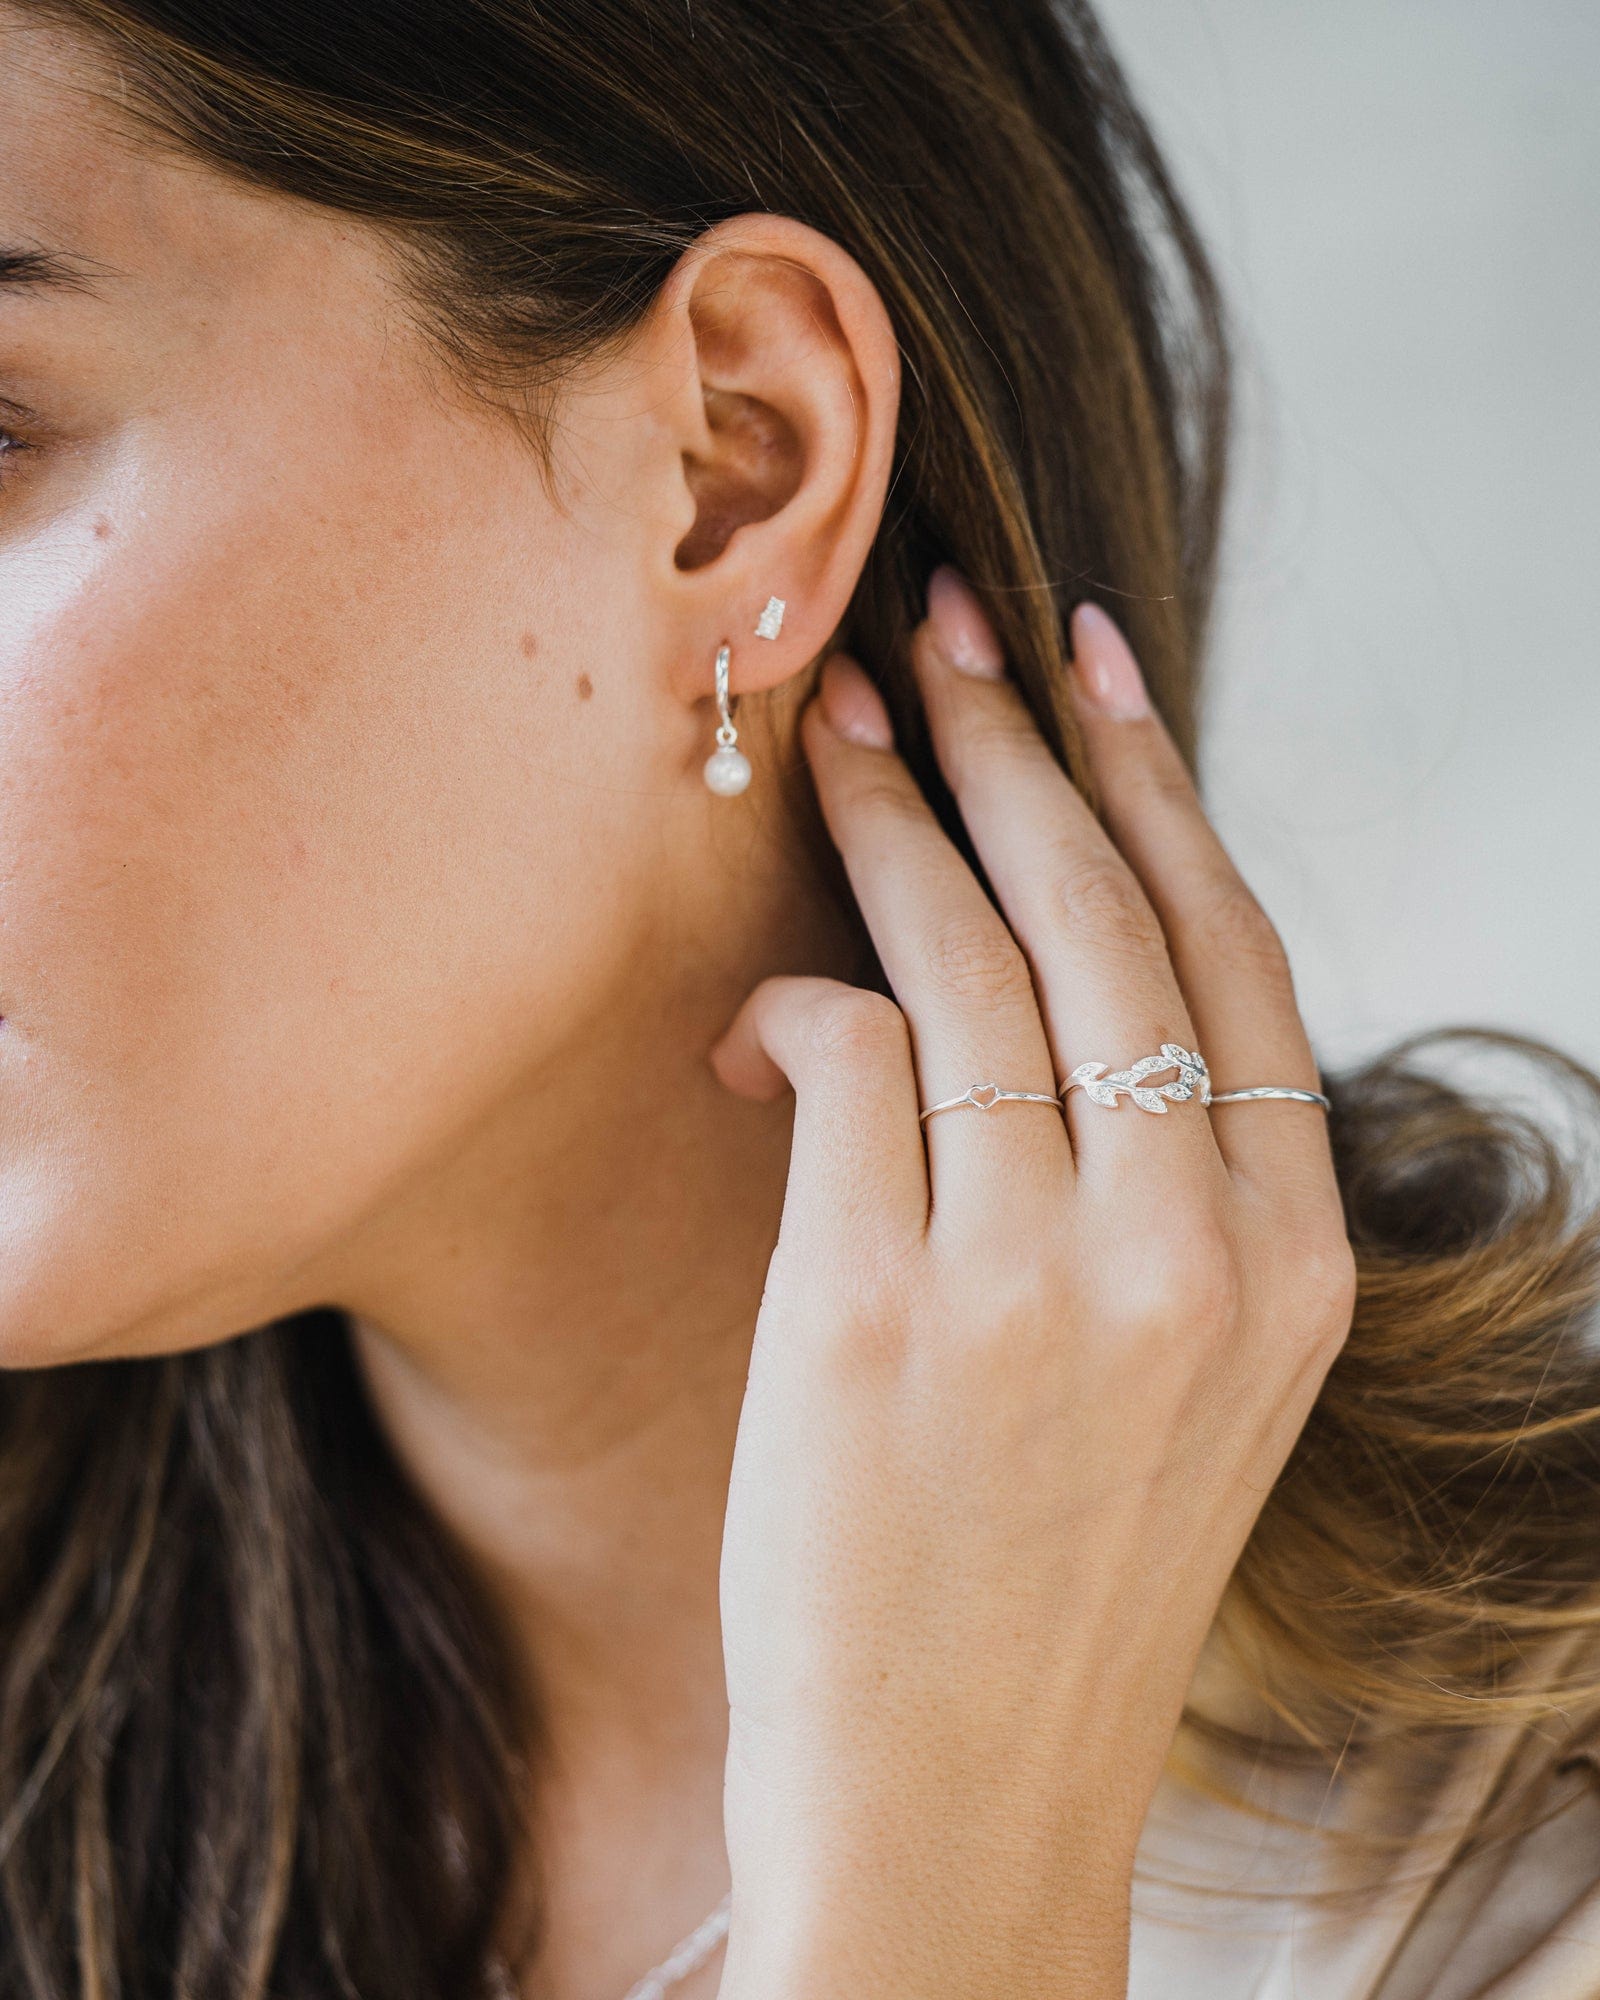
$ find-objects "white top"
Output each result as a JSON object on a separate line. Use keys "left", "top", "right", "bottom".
{"left": 1130, "top": 1637, "right": 1600, "bottom": 1999}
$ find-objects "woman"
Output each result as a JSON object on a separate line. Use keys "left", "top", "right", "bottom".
{"left": 0, "top": 1, "right": 1596, "bottom": 1995}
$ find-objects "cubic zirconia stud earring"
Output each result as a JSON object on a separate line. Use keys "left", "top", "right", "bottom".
{"left": 702, "top": 641, "right": 752, "bottom": 796}
{"left": 755, "top": 595, "right": 786, "bottom": 641}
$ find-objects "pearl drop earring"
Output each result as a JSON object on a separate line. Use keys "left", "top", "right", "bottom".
{"left": 702, "top": 642, "right": 752, "bottom": 796}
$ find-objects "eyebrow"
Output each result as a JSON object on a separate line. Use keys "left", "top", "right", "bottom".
{"left": 0, "top": 244, "right": 116, "bottom": 299}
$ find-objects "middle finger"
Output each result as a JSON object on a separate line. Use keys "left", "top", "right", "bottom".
{"left": 914, "top": 571, "right": 1227, "bottom": 1204}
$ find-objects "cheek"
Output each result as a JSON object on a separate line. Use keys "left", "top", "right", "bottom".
{"left": 0, "top": 454, "right": 647, "bottom": 1364}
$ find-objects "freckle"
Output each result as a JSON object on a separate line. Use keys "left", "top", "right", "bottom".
{"left": 577, "top": 673, "right": 593, "bottom": 701}
{"left": 93, "top": 517, "right": 112, "bottom": 540}
{"left": 519, "top": 631, "right": 538, "bottom": 659}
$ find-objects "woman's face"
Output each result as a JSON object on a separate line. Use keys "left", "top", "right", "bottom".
{"left": 0, "top": 20, "right": 767, "bottom": 1364}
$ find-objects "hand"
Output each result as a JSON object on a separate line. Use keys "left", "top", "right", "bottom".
{"left": 707, "top": 572, "right": 1357, "bottom": 2000}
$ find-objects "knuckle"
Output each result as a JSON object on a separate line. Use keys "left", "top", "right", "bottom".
{"left": 850, "top": 771, "right": 928, "bottom": 831}
{"left": 921, "top": 914, "right": 1035, "bottom": 1009}
{"left": 801, "top": 986, "right": 909, "bottom": 1069}
{"left": 1185, "top": 1230, "right": 1247, "bottom": 1336}
{"left": 1104, "top": 1217, "right": 1242, "bottom": 1343}
{"left": 942, "top": 700, "right": 1035, "bottom": 784}
{"left": 959, "top": 1252, "right": 1063, "bottom": 1344}
{"left": 1048, "top": 851, "right": 1165, "bottom": 958}
{"left": 1296, "top": 1230, "right": 1360, "bottom": 1344}
{"left": 1189, "top": 878, "right": 1290, "bottom": 979}
{"left": 816, "top": 1257, "right": 926, "bottom": 1378}
{"left": 1132, "top": 753, "right": 1201, "bottom": 811}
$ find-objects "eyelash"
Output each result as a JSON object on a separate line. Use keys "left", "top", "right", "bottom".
{"left": 0, "top": 428, "right": 26, "bottom": 484}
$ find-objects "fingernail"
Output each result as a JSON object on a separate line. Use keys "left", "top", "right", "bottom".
{"left": 1069, "top": 602, "right": 1150, "bottom": 719}
{"left": 819, "top": 652, "right": 894, "bottom": 749}
{"left": 927, "top": 565, "right": 1005, "bottom": 678}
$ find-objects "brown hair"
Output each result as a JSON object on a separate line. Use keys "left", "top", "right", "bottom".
{"left": 3, "top": 0, "right": 1599, "bottom": 1991}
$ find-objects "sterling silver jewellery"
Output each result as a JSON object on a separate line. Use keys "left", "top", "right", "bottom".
{"left": 1209, "top": 1084, "right": 1332, "bottom": 1109}
{"left": 1061, "top": 1042, "right": 1211, "bottom": 1113}
{"left": 1058, "top": 1042, "right": 1331, "bottom": 1114}
{"left": 921, "top": 1048, "right": 1331, "bottom": 1125}
{"left": 702, "top": 641, "right": 752, "bottom": 796}
{"left": 487, "top": 1889, "right": 732, "bottom": 2000}
{"left": 703, "top": 599, "right": 787, "bottom": 797}
{"left": 919, "top": 1082, "right": 1068, "bottom": 1124}
{"left": 620, "top": 1890, "right": 733, "bottom": 2000}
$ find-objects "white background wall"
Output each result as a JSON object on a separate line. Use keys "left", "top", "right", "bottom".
{"left": 1094, "top": 0, "right": 1599, "bottom": 1081}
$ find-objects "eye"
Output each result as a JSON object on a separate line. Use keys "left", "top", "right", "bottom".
{"left": 0, "top": 427, "right": 27, "bottom": 486}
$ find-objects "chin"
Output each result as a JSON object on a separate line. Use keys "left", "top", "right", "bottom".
{"left": 0, "top": 1185, "right": 267, "bottom": 1373}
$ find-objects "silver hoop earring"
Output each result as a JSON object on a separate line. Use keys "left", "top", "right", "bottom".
{"left": 702, "top": 642, "right": 752, "bottom": 796}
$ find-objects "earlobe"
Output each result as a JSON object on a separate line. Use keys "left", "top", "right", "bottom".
{"left": 700, "top": 596, "right": 789, "bottom": 798}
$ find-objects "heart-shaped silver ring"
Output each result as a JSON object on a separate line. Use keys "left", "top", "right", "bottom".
{"left": 918, "top": 1081, "right": 1068, "bottom": 1124}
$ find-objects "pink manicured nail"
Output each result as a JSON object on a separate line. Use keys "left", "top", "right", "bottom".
{"left": 1069, "top": 602, "right": 1150, "bottom": 719}
{"left": 927, "top": 565, "right": 1005, "bottom": 678}
{"left": 819, "top": 652, "right": 894, "bottom": 749}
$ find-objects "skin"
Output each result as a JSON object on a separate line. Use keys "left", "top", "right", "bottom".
{"left": 0, "top": 16, "right": 1357, "bottom": 2000}
{"left": 713, "top": 619, "right": 1355, "bottom": 1998}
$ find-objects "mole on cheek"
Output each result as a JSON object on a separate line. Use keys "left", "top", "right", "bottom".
{"left": 93, "top": 517, "right": 113, "bottom": 540}
{"left": 518, "top": 631, "right": 538, "bottom": 659}
{"left": 576, "top": 673, "right": 593, "bottom": 702}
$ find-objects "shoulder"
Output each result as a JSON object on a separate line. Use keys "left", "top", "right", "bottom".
{"left": 1375, "top": 1748, "right": 1600, "bottom": 2000}
{"left": 1130, "top": 1727, "right": 1600, "bottom": 2000}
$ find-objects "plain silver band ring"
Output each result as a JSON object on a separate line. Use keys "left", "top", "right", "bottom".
{"left": 1209, "top": 1085, "right": 1332, "bottom": 1110}
{"left": 919, "top": 1084, "right": 1068, "bottom": 1124}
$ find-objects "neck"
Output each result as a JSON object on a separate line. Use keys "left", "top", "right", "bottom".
{"left": 329, "top": 818, "right": 862, "bottom": 1788}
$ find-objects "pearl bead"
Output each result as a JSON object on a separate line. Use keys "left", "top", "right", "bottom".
{"left": 703, "top": 745, "right": 752, "bottom": 795}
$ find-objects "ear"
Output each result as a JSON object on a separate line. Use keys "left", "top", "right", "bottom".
{"left": 621, "top": 212, "right": 901, "bottom": 707}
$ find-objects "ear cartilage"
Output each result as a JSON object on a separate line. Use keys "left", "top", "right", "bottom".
{"left": 754, "top": 595, "right": 786, "bottom": 641}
